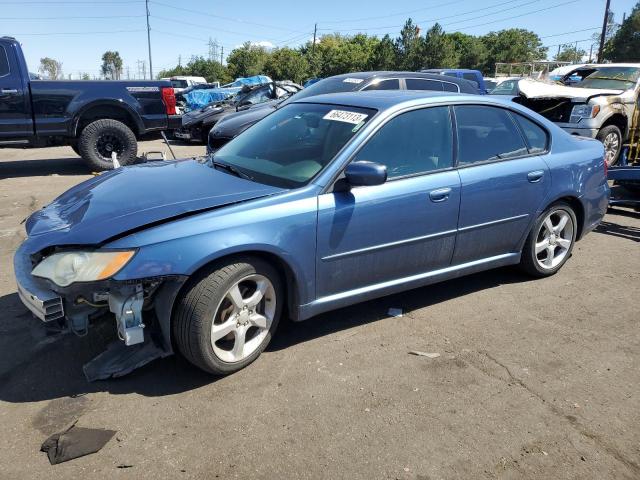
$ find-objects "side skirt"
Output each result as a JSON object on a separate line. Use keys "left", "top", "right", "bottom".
{"left": 298, "top": 253, "right": 521, "bottom": 321}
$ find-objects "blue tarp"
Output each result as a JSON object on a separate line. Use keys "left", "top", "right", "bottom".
{"left": 184, "top": 75, "right": 272, "bottom": 110}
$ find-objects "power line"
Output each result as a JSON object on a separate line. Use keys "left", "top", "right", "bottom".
{"left": 0, "top": 0, "right": 143, "bottom": 3}
{"left": 151, "top": 15, "right": 280, "bottom": 41}
{"left": 150, "top": 0, "right": 309, "bottom": 35}
{"left": 318, "top": 0, "right": 467, "bottom": 25}
{"left": 3, "top": 15, "right": 145, "bottom": 19}
{"left": 7, "top": 29, "right": 145, "bottom": 36}
{"left": 318, "top": 0, "right": 537, "bottom": 32}
{"left": 539, "top": 27, "right": 601, "bottom": 39}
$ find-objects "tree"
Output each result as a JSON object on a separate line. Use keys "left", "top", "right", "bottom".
{"left": 226, "top": 43, "right": 270, "bottom": 79}
{"left": 80, "top": 73, "right": 91, "bottom": 80}
{"left": 422, "top": 23, "right": 458, "bottom": 69}
{"left": 371, "top": 34, "right": 397, "bottom": 70}
{"left": 481, "top": 29, "right": 547, "bottom": 74}
{"left": 38, "top": 57, "right": 63, "bottom": 80}
{"left": 448, "top": 32, "right": 487, "bottom": 71}
{"left": 554, "top": 45, "right": 587, "bottom": 63}
{"left": 605, "top": 2, "right": 640, "bottom": 61}
{"left": 264, "top": 48, "right": 309, "bottom": 83}
{"left": 395, "top": 19, "right": 423, "bottom": 70}
{"left": 101, "top": 51, "right": 123, "bottom": 80}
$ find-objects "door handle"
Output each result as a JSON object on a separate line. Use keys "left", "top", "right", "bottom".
{"left": 0, "top": 89, "right": 18, "bottom": 95}
{"left": 527, "top": 170, "right": 544, "bottom": 183}
{"left": 429, "top": 187, "right": 451, "bottom": 202}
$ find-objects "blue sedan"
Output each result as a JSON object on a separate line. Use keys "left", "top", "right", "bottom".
{"left": 14, "top": 91, "right": 609, "bottom": 379}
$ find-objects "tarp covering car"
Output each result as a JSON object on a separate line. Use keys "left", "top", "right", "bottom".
{"left": 184, "top": 75, "right": 273, "bottom": 110}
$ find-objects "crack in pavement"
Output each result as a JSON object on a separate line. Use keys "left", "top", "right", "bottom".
{"left": 468, "top": 349, "right": 640, "bottom": 476}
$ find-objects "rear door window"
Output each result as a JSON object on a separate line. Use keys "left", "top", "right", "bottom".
{"left": 362, "top": 79, "right": 400, "bottom": 91}
{"left": 441, "top": 82, "right": 460, "bottom": 92}
{"left": 512, "top": 113, "right": 548, "bottom": 153}
{"left": 0, "top": 46, "right": 9, "bottom": 77}
{"left": 405, "top": 79, "right": 444, "bottom": 91}
{"left": 454, "top": 105, "right": 529, "bottom": 166}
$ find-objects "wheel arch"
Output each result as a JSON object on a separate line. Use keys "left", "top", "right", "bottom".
{"left": 73, "top": 101, "right": 144, "bottom": 137}
{"left": 170, "top": 248, "right": 302, "bottom": 327}
{"left": 601, "top": 113, "right": 628, "bottom": 139}
{"left": 542, "top": 195, "right": 586, "bottom": 240}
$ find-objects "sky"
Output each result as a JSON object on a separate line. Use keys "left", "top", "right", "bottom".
{"left": 0, "top": 0, "right": 636, "bottom": 79}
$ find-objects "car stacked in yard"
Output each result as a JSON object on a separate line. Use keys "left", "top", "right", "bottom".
{"left": 0, "top": 37, "right": 181, "bottom": 170}
{"left": 14, "top": 90, "right": 609, "bottom": 380}
{"left": 515, "top": 64, "right": 640, "bottom": 165}
{"left": 207, "top": 71, "right": 480, "bottom": 153}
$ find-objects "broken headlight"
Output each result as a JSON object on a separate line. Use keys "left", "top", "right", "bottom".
{"left": 570, "top": 104, "right": 600, "bottom": 124}
{"left": 32, "top": 250, "right": 135, "bottom": 287}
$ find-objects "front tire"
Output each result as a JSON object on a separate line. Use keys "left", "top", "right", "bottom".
{"left": 519, "top": 202, "right": 577, "bottom": 277}
{"left": 173, "top": 258, "right": 283, "bottom": 375}
{"left": 597, "top": 125, "right": 622, "bottom": 166}
{"left": 78, "top": 119, "right": 138, "bottom": 171}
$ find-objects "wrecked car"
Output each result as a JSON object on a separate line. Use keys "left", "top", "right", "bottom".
{"left": 14, "top": 91, "right": 608, "bottom": 380}
{"left": 516, "top": 64, "right": 640, "bottom": 165}
{"left": 174, "top": 81, "right": 302, "bottom": 143}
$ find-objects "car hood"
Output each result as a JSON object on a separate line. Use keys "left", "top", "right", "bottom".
{"left": 24, "top": 159, "right": 283, "bottom": 252}
{"left": 518, "top": 79, "right": 624, "bottom": 102}
{"left": 210, "top": 102, "right": 275, "bottom": 138}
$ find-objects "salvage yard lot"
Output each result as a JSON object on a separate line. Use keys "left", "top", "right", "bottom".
{"left": 0, "top": 145, "right": 638, "bottom": 479}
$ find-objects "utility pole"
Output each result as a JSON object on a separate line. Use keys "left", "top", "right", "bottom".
{"left": 145, "top": 0, "right": 153, "bottom": 79}
{"left": 575, "top": 41, "right": 579, "bottom": 63}
{"left": 597, "top": 0, "right": 611, "bottom": 62}
{"left": 312, "top": 23, "right": 317, "bottom": 55}
{"left": 220, "top": 46, "right": 224, "bottom": 65}
{"left": 557, "top": 44, "right": 561, "bottom": 58}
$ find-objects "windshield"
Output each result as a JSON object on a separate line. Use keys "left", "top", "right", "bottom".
{"left": 171, "top": 79, "right": 188, "bottom": 89}
{"left": 575, "top": 67, "right": 640, "bottom": 90}
{"left": 490, "top": 79, "right": 519, "bottom": 95}
{"left": 212, "top": 103, "right": 375, "bottom": 188}
{"left": 279, "top": 76, "right": 363, "bottom": 107}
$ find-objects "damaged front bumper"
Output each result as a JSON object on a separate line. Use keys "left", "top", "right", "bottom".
{"left": 14, "top": 243, "right": 187, "bottom": 381}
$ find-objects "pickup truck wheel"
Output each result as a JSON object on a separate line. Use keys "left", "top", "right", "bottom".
{"left": 519, "top": 202, "right": 577, "bottom": 278}
{"left": 596, "top": 125, "right": 622, "bottom": 166}
{"left": 173, "top": 258, "right": 283, "bottom": 375}
{"left": 78, "top": 119, "right": 137, "bottom": 170}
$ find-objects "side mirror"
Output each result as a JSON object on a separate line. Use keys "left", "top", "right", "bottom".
{"left": 345, "top": 161, "right": 387, "bottom": 187}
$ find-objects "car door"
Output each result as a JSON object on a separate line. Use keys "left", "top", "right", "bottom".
{"left": 451, "top": 105, "right": 551, "bottom": 265}
{"left": 316, "top": 106, "right": 461, "bottom": 298}
{"left": 0, "top": 43, "right": 31, "bottom": 141}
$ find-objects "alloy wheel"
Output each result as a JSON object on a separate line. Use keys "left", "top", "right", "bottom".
{"left": 603, "top": 131, "right": 620, "bottom": 166}
{"left": 535, "top": 209, "right": 574, "bottom": 270}
{"left": 210, "top": 274, "right": 276, "bottom": 363}
{"left": 95, "top": 133, "right": 125, "bottom": 160}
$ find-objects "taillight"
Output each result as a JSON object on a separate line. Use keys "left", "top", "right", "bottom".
{"left": 161, "top": 87, "right": 176, "bottom": 115}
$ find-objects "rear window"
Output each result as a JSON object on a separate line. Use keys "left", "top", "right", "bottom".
{"left": 171, "top": 79, "right": 188, "bottom": 89}
{"left": 362, "top": 79, "right": 400, "bottom": 90}
{"left": 282, "top": 76, "right": 362, "bottom": 105}
{"left": 405, "top": 79, "right": 444, "bottom": 91}
{"left": 0, "top": 46, "right": 9, "bottom": 77}
{"left": 462, "top": 73, "right": 477, "bottom": 82}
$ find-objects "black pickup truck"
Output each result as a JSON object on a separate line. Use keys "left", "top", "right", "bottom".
{"left": 0, "top": 36, "right": 181, "bottom": 170}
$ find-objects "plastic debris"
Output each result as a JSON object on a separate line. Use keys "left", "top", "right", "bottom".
{"left": 408, "top": 351, "right": 440, "bottom": 358}
{"left": 40, "top": 423, "right": 116, "bottom": 465}
{"left": 387, "top": 308, "right": 403, "bottom": 317}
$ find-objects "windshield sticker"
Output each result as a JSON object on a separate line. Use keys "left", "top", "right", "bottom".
{"left": 343, "top": 78, "right": 364, "bottom": 84}
{"left": 323, "top": 110, "right": 368, "bottom": 124}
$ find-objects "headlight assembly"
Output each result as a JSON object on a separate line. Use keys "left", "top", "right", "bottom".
{"left": 570, "top": 104, "right": 600, "bottom": 124}
{"left": 32, "top": 250, "right": 135, "bottom": 287}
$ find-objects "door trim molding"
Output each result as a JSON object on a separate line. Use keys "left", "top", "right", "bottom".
{"left": 321, "top": 229, "right": 457, "bottom": 261}
{"left": 458, "top": 213, "right": 529, "bottom": 233}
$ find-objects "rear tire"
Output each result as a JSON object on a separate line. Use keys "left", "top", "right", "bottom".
{"left": 596, "top": 125, "right": 622, "bottom": 166}
{"left": 519, "top": 202, "right": 577, "bottom": 277}
{"left": 173, "top": 258, "right": 283, "bottom": 375}
{"left": 77, "top": 119, "right": 137, "bottom": 171}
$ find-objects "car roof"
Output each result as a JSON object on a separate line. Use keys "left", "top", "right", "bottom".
{"left": 574, "top": 63, "right": 640, "bottom": 69}
{"left": 329, "top": 71, "right": 472, "bottom": 82}
{"left": 292, "top": 89, "right": 492, "bottom": 110}
{"left": 422, "top": 68, "right": 479, "bottom": 73}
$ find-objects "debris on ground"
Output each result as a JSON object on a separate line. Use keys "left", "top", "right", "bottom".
{"left": 408, "top": 351, "right": 440, "bottom": 358}
{"left": 40, "top": 422, "right": 116, "bottom": 465}
{"left": 387, "top": 308, "right": 403, "bottom": 317}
